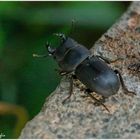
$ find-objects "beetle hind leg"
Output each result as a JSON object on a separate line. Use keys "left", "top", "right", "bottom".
{"left": 114, "top": 70, "right": 136, "bottom": 96}
{"left": 85, "top": 89, "right": 110, "bottom": 113}
{"left": 55, "top": 68, "right": 70, "bottom": 76}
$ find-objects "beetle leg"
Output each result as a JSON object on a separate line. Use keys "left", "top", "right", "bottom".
{"left": 81, "top": 93, "right": 106, "bottom": 103}
{"left": 54, "top": 69, "right": 74, "bottom": 102}
{"left": 60, "top": 72, "right": 71, "bottom": 76}
{"left": 114, "top": 70, "right": 136, "bottom": 96}
{"left": 96, "top": 55, "right": 122, "bottom": 64}
{"left": 54, "top": 68, "right": 67, "bottom": 76}
{"left": 55, "top": 68, "right": 73, "bottom": 76}
{"left": 128, "top": 63, "right": 140, "bottom": 72}
{"left": 62, "top": 76, "right": 73, "bottom": 104}
{"left": 85, "top": 89, "right": 110, "bottom": 113}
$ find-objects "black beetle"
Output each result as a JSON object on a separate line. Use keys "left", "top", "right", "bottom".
{"left": 34, "top": 33, "right": 136, "bottom": 112}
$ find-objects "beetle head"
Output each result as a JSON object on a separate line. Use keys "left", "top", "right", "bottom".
{"left": 51, "top": 33, "right": 79, "bottom": 62}
{"left": 33, "top": 32, "right": 79, "bottom": 62}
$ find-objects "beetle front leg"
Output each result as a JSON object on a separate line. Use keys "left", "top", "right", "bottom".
{"left": 82, "top": 90, "right": 106, "bottom": 103}
{"left": 85, "top": 89, "right": 110, "bottom": 113}
{"left": 62, "top": 76, "right": 74, "bottom": 104}
{"left": 54, "top": 68, "right": 70, "bottom": 76}
{"left": 114, "top": 70, "right": 136, "bottom": 96}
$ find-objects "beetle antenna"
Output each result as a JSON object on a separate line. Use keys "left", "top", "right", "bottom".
{"left": 33, "top": 53, "right": 48, "bottom": 58}
{"left": 70, "top": 19, "right": 76, "bottom": 35}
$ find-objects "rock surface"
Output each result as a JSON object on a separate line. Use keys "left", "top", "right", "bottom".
{"left": 19, "top": 2, "right": 140, "bottom": 139}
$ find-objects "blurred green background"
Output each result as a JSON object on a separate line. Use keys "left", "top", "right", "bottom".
{"left": 0, "top": 1, "right": 130, "bottom": 138}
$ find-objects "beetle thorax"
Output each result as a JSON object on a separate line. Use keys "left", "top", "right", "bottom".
{"left": 54, "top": 37, "right": 91, "bottom": 72}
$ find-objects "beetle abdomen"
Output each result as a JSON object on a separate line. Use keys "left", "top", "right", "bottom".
{"left": 75, "top": 56, "right": 120, "bottom": 97}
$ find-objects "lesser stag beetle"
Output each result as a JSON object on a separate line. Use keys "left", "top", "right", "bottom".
{"left": 33, "top": 33, "right": 136, "bottom": 112}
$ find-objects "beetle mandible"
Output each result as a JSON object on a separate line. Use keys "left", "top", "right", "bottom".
{"left": 34, "top": 33, "right": 136, "bottom": 112}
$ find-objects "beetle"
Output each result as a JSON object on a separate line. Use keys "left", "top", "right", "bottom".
{"left": 34, "top": 33, "right": 136, "bottom": 112}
